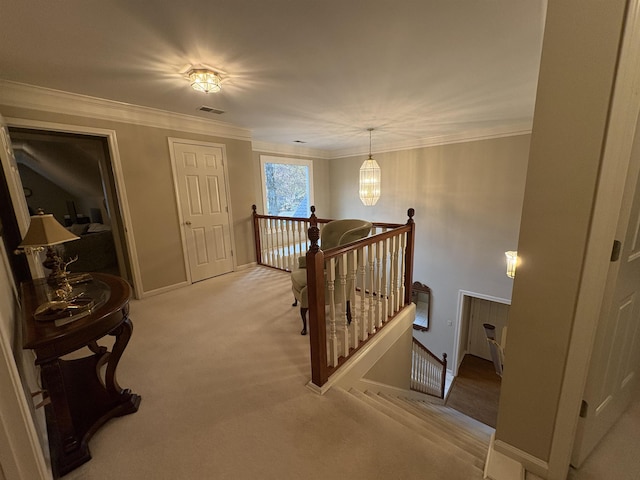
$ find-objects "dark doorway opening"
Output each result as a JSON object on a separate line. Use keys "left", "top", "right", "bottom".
{"left": 7, "top": 127, "right": 132, "bottom": 283}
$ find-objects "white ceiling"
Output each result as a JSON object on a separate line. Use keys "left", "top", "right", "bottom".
{"left": 0, "top": 0, "right": 546, "bottom": 155}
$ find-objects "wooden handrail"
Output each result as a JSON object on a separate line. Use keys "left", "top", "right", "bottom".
{"left": 252, "top": 204, "right": 333, "bottom": 225}
{"left": 306, "top": 208, "right": 415, "bottom": 387}
{"left": 412, "top": 337, "right": 446, "bottom": 364}
{"left": 252, "top": 205, "right": 416, "bottom": 388}
{"left": 322, "top": 224, "right": 412, "bottom": 260}
{"left": 411, "top": 337, "right": 447, "bottom": 399}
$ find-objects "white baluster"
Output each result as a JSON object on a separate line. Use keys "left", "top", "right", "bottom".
{"left": 367, "top": 243, "right": 376, "bottom": 335}
{"left": 357, "top": 247, "right": 367, "bottom": 342}
{"left": 375, "top": 241, "right": 383, "bottom": 330}
{"left": 327, "top": 258, "right": 338, "bottom": 367}
{"left": 295, "top": 221, "right": 307, "bottom": 260}
{"left": 389, "top": 235, "right": 397, "bottom": 315}
{"left": 272, "top": 218, "right": 278, "bottom": 268}
{"left": 411, "top": 343, "right": 417, "bottom": 390}
{"left": 259, "top": 218, "right": 267, "bottom": 264}
{"left": 284, "top": 219, "right": 290, "bottom": 270}
{"left": 303, "top": 221, "right": 309, "bottom": 258}
{"left": 277, "top": 218, "right": 283, "bottom": 269}
{"left": 381, "top": 238, "right": 389, "bottom": 325}
{"left": 265, "top": 218, "right": 272, "bottom": 267}
{"left": 338, "top": 253, "right": 349, "bottom": 358}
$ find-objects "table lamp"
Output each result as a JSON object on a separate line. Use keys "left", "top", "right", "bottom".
{"left": 18, "top": 209, "right": 80, "bottom": 295}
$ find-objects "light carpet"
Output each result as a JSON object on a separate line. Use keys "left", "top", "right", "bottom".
{"left": 64, "top": 267, "right": 484, "bottom": 480}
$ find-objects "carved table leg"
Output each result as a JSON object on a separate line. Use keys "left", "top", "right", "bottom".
{"left": 41, "top": 315, "right": 141, "bottom": 478}
{"left": 105, "top": 316, "right": 141, "bottom": 415}
{"left": 41, "top": 361, "right": 90, "bottom": 478}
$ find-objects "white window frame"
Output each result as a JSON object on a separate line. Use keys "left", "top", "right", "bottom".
{"left": 259, "top": 155, "right": 314, "bottom": 217}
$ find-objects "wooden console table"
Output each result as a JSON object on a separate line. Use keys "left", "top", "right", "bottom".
{"left": 21, "top": 273, "right": 141, "bottom": 478}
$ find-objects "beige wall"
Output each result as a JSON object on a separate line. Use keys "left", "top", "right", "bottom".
{"left": 0, "top": 105, "right": 257, "bottom": 294}
{"left": 495, "top": 0, "right": 629, "bottom": 467}
{"left": 363, "top": 325, "right": 413, "bottom": 389}
{"left": 329, "top": 135, "right": 530, "bottom": 362}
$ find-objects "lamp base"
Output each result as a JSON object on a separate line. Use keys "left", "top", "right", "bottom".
{"left": 43, "top": 246, "right": 64, "bottom": 285}
{"left": 42, "top": 246, "right": 77, "bottom": 298}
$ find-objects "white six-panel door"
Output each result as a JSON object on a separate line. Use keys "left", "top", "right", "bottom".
{"left": 571, "top": 112, "right": 640, "bottom": 467}
{"left": 171, "top": 140, "right": 233, "bottom": 283}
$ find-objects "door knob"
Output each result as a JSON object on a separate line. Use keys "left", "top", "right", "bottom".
{"left": 185, "top": 221, "right": 192, "bottom": 226}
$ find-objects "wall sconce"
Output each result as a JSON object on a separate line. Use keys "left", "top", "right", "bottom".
{"left": 359, "top": 128, "right": 381, "bottom": 206}
{"left": 505, "top": 251, "right": 518, "bottom": 278}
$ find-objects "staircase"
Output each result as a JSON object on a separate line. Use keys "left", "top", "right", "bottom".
{"left": 344, "top": 388, "right": 494, "bottom": 474}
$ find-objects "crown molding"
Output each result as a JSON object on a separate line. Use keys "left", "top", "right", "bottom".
{"left": 254, "top": 124, "right": 532, "bottom": 160}
{"left": 332, "top": 125, "right": 533, "bottom": 159}
{"left": 251, "top": 140, "right": 333, "bottom": 159}
{"left": 0, "top": 80, "right": 252, "bottom": 142}
{"left": 0, "top": 80, "right": 532, "bottom": 158}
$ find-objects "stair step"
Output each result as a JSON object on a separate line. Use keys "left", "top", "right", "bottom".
{"left": 411, "top": 398, "right": 495, "bottom": 437}
{"left": 348, "top": 388, "right": 486, "bottom": 470}
{"left": 378, "top": 393, "right": 492, "bottom": 448}
{"left": 366, "top": 391, "right": 489, "bottom": 463}
{"left": 391, "top": 395, "right": 494, "bottom": 444}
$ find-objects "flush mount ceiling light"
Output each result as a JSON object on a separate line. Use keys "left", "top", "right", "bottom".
{"left": 359, "top": 128, "right": 381, "bottom": 206}
{"left": 187, "top": 68, "right": 222, "bottom": 94}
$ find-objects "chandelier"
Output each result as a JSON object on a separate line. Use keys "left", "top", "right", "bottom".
{"left": 359, "top": 128, "right": 381, "bottom": 206}
{"left": 188, "top": 68, "right": 222, "bottom": 93}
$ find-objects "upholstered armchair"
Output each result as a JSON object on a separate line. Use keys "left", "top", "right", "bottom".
{"left": 291, "top": 219, "right": 372, "bottom": 335}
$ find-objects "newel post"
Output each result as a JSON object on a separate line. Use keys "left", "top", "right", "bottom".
{"left": 404, "top": 208, "right": 415, "bottom": 305}
{"left": 307, "top": 207, "right": 328, "bottom": 387}
{"left": 441, "top": 353, "right": 448, "bottom": 399}
{"left": 252, "top": 205, "right": 262, "bottom": 265}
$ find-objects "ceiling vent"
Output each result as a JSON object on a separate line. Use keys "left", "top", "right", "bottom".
{"left": 198, "top": 106, "right": 225, "bottom": 114}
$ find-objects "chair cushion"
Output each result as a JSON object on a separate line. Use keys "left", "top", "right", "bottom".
{"left": 291, "top": 269, "right": 308, "bottom": 291}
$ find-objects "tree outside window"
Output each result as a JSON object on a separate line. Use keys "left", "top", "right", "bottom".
{"left": 260, "top": 156, "right": 314, "bottom": 217}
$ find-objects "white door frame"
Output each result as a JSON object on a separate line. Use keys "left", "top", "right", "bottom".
{"left": 549, "top": 1, "right": 640, "bottom": 477}
{"left": 168, "top": 137, "right": 236, "bottom": 284}
{"left": 4, "top": 117, "right": 143, "bottom": 298}
{"left": 0, "top": 239, "right": 49, "bottom": 479}
{"left": 453, "top": 290, "right": 511, "bottom": 377}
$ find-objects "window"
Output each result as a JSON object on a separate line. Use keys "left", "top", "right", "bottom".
{"left": 260, "top": 155, "right": 314, "bottom": 217}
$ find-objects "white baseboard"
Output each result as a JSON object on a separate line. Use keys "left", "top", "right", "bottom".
{"left": 489, "top": 436, "right": 549, "bottom": 479}
{"left": 235, "top": 262, "right": 257, "bottom": 271}
{"left": 139, "top": 280, "right": 190, "bottom": 298}
{"left": 484, "top": 433, "right": 525, "bottom": 480}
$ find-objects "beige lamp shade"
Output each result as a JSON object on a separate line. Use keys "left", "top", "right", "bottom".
{"left": 19, "top": 213, "right": 79, "bottom": 247}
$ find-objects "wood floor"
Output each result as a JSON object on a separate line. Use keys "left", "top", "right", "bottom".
{"left": 445, "top": 354, "right": 501, "bottom": 428}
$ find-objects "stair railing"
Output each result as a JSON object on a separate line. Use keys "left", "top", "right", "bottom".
{"left": 306, "top": 208, "right": 415, "bottom": 388}
{"left": 252, "top": 205, "right": 331, "bottom": 272}
{"left": 411, "top": 337, "right": 447, "bottom": 399}
{"left": 251, "top": 205, "right": 416, "bottom": 389}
